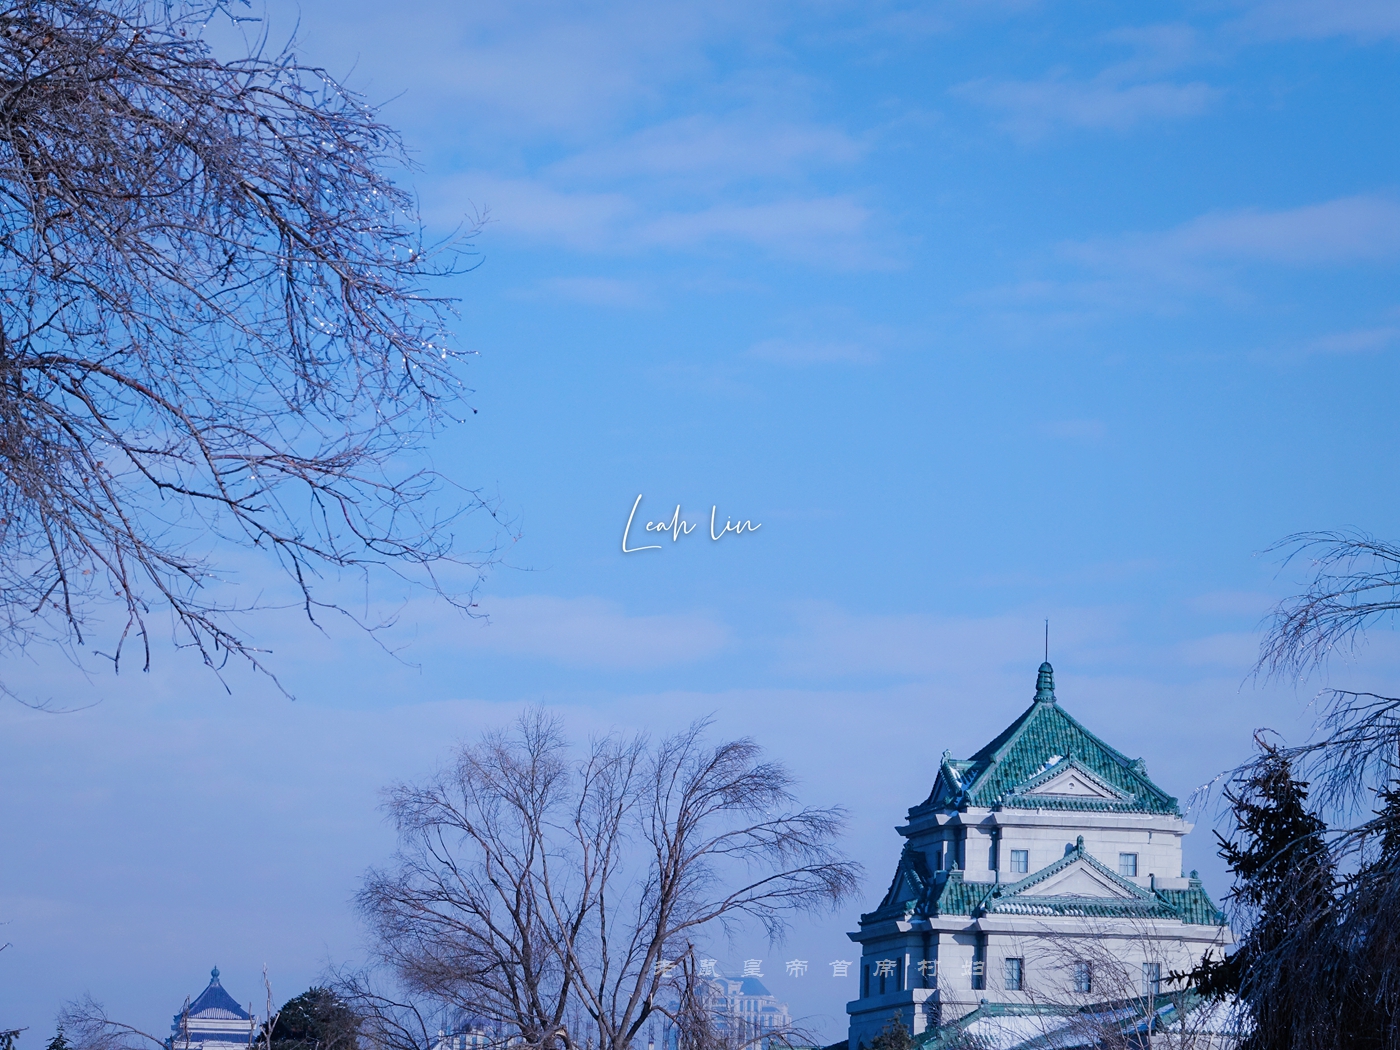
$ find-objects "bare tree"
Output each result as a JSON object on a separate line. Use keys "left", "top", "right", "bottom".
{"left": 1254, "top": 531, "right": 1400, "bottom": 812}
{"left": 0, "top": 0, "right": 499, "bottom": 694}
{"left": 352, "top": 712, "right": 861, "bottom": 1050}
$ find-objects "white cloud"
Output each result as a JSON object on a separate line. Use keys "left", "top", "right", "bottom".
{"left": 285, "top": 0, "right": 747, "bottom": 142}
{"left": 1176, "top": 632, "right": 1261, "bottom": 668}
{"left": 550, "top": 114, "right": 865, "bottom": 187}
{"left": 456, "top": 595, "right": 730, "bottom": 669}
{"left": 954, "top": 74, "right": 1216, "bottom": 137}
{"left": 538, "top": 276, "right": 654, "bottom": 308}
{"left": 748, "top": 337, "right": 878, "bottom": 365}
{"left": 448, "top": 174, "right": 880, "bottom": 263}
{"left": 1186, "top": 590, "right": 1278, "bottom": 617}
{"left": 1065, "top": 195, "right": 1400, "bottom": 279}
{"left": 1301, "top": 326, "right": 1400, "bottom": 355}
{"left": 435, "top": 174, "right": 635, "bottom": 252}
{"left": 772, "top": 605, "right": 1125, "bottom": 679}
{"left": 1233, "top": 0, "right": 1400, "bottom": 43}
{"left": 1157, "top": 196, "right": 1400, "bottom": 264}
{"left": 1041, "top": 419, "right": 1108, "bottom": 441}
{"left": 638, "top": 196, "right": 876, "bottom": 260}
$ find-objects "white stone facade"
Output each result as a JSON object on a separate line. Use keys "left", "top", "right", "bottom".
{"left": 845, "top": 664, "right": 1233, "bottom": 1049}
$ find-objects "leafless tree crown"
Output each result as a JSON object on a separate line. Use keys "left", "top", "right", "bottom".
{"left": 351, "top": 713, "right": 861, "bottom": 1050}
{"left": 0, "top": 0, "right": 496, "bottom": 691}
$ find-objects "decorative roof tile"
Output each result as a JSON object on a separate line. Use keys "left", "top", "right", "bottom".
{"left": 861, "top": 845, "right": 1226, "bottom": 926}
{"left": 909, "top": 664, "right": 1180, "bottom": 818}
{"left": 173, "top": 967, "right": 250, "bottom": 1025}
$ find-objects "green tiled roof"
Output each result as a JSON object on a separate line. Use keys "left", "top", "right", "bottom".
{"left": 916, "top": 990, "right": 1234, "bottom": 1050}
{"left": 1154, "top": 872, "right": 1228, "bottom": 926}
{"left": 861, "top": 842, "right": 1226, "bottom": 927}
{"left": 980, "top": 841, "right": 1179, "bottom": 921}
{"left": 911, "top": 663, "right": 1180, "bottom": 817}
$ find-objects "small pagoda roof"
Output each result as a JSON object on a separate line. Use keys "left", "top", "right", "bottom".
{"left": 175, "top": 967, "right": 250, "bottom": 1023}
{"left": 911, "top": 663, "right": 1180, "bottom": 818}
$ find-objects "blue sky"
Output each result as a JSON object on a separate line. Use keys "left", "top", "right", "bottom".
{"left": 4, "top": 0, "right": 1400, "bottom": 1040}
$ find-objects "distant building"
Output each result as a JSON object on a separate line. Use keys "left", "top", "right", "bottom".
{"left": 708, "top": 974, "right": 793, "bottom": 1038}
{"left": 169, "top": 968, "right": 255, "bottom": 1050}
{"left": 429, "top": 1024, "right": 499, "bottom": 1050}
{"left": 846, "top": 662, "right": 1233, "bottom": 1048}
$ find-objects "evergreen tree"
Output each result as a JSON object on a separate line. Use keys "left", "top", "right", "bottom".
{"left": 1329, "top": 781, "right": 1400, "bottom": 1049}
{"left": 1186, "top": 743, "right": 1336, "bottom": 1049}
{"left": 44, "top": 1029, "right": 70, "bottom": 1050}
{"left": 867, "top": 1014, "right": 912, "bottom": 1050}
{"left": 261, "top": 989, "right": 360, "bottom": 1050}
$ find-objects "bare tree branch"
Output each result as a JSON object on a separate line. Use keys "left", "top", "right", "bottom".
{"left": 0, "top": 0, "right": 506, "bottom": 693}
{"left": 352, "top": 712, "right": 861, "bottom": 1050}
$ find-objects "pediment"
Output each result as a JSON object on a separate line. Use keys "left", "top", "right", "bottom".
{"left": 1020, "top": 760, "right": 1129, "bottom": 801}
{"left": 891, "top": 872, "right": 918, "bottom": 902}
{"left": 1017, "top": 859, "right": 1139, "bottom": 899}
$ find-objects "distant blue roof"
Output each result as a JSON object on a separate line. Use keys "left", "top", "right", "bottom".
{"left": 738, "top": 977, "right": 771, "bottom": 997}
{"left": 174, "top": 968, "right": 250, "bottom": 1024}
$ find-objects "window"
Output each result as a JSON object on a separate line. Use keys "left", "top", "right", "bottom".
{"left": 1119, "top": 852, "right": 1138, "bottom": 877}
{"left": 1005, "top": 958, "right": 1024, "bottom": 991}
{"left": 1073, "top": 961, "right": 1093, "bottom": 994}
{"left": 1144, "top": 962, "right": 1162, "bottom": 997}
{"left": 1010, "top": 849, "right": 1029, "bottom": 874}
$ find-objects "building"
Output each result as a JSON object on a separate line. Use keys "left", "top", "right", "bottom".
{"left": 170, "top": 968, "right": 256, "bottom": 1050}
{"left": 430, "top": 1024, "right": 499, "bottom": 1050}
{"left": 919, "top": 991, "right": 1240, "bottom": 1049}
{"left": 845, "top": 663, "right": 1233, "bottom": 1048}
{"left": 708, "top": 974, "right": 793, "bottom": 1038}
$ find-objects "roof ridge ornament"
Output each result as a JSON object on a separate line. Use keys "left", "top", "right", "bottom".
{"left": 1034, "top": 661, "right": 1056, "bottom": 703}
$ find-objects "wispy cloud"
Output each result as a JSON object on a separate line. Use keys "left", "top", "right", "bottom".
{"left": 772, "top": 605, "right": 1125, "bottom": 679}
{"left": 446, "top": 173, "right": 882, "bottom": 264}
{"left": 1041, "top": 419, "right": 1107, "bottom": 441}
{"left": 1301, "top": 326, "right": 1400, "bottom": 355}
{"left": 748, "top": 337, "right": 878, "bottom": 365}
{"left": 537, "top": 276, "right": 654, "bottom": 308}
{"left": 1175, "top": 631, "right": 1260, "bottom": 668}
{"left": 1233, "top": 0, "right": 1400, "bottom": 43}
{"left": 550, "top": 114, "right": 865, "bottom": 188}
{"left": 954, "top": 74, "right": 1216, "bottom": 138}
{"left": 639, "top": 196, "right": 877, "bottom": 261}
{"left": 456, "top": 595, "right": 731, "bottom": 669}
{"left": 1066, "top": 195, "right": 1400, "bottom": 279}
{"left": 293, "top": 0, "right": 747, "bottom": 142}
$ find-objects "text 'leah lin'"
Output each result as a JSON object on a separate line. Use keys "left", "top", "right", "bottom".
{"left": 622, "top": 494, "right": 761, "bottom": 553}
